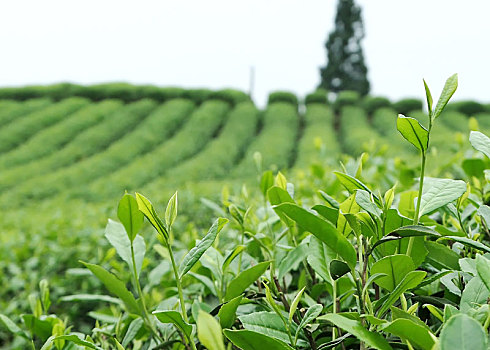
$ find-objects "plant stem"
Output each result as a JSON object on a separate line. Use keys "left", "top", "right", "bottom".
{"left": 131, "top": 244, "right": 164, "bottom": 344}
{"left": 168, "top": 243, "right": 197, "bottom": 350}
{"left": 407, "top": 152, "right": 426, "bottom": 256}
{"left": 332, "top": 279, "right": 337, "bottom": 340}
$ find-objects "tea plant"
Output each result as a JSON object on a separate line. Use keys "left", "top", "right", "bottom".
{"left": 1, "top": 76, "right": 489, "bottom": 349}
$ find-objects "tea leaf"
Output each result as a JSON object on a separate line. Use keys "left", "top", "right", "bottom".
{"left": 370, "top": 254, "right": 415, "bottom": 292}
{"left": 274, "top": 203, "right": 356, "bottom": 269}
{"left": 318, "top": 314, "right": 392, "bottom": 350}
{"left": 440, "top": 314, "right": 487, "bottom": 350}
{"left": 396, "top": 115, "right": 428, "bottom": 152}
{"left": 475, "top": 255, "right": 490, "bottom": 293}
{"left": 153, "top": 310, "right": 193, "bottom": 339}
{"left": 197, "top": 310, "right": 225, "bottom": 350}
{"left": 117, "top": 193, "right": 143, "bottom": 242}
{"left": 294, "top": 304, "right": 322, "bottom": 341}
{"left": 433, "top": 73, "right": 458, "bottom": 120}
{"left": 222, "top": 245, "right": 246, "bottom": 272}
{"left": 381, "top": 318, "right": 436, "bottom": 350}
{"left": 224, "top": 329, "right": 295, "bottom": 350}
{"left": 419, "top": 178, "right": 467, "bottom": 218}
{"left": 179, "top": 217, "right": 228, "bottom": 278}
{"left": 225, "top": 261, "right": 271, "bottom": 301}
{"left": 217, "top": 295, "right": 242, "bottom": 329}
{"left": 289, "top": 286, "right": 305, "bottom": 324}
{"left": 469, "top": 131, "right": 490, "bottom": 158}
{"left": 165, "top": 191, "right": 178, "bottom": 229}
{"left": 423, "top": 79, "right": 433, "bottom": 116}
{"left": 104, "top": 219, "right": 146, "bottom": 277}
{"left": 376, "top": 270, "right": 426, "bottom": 317}
{"left": 260, "top": 170, "right": 274, "bottom": 197}
{"left": 460, "top": 277, "right": 489, "bottom": 313}
{"left": 135, "top": 192, "right": 169, "bottom": 242}
{"left": 80, "top": 261, "right": 140, "bottom": 314}
{"left": 122, "top": 318, "right": 143, "bottom": 347}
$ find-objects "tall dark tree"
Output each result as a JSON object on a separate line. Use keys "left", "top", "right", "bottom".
{"left": 319, "top": 0, "right": 370, "bottom": 96}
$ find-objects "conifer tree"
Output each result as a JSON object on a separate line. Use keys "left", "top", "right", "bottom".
{"left": 319, "top": 0, "right": 370, "bottom": 96}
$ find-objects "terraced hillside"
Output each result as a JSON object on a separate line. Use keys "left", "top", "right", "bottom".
{"left": 0, "top": 85, "right": 487, "bottom": 235}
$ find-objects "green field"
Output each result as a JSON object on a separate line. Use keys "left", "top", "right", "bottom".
{"left": 1, "top": 83, "right": 489, "bottom": 349}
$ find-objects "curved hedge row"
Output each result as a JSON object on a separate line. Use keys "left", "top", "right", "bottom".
{"left": 339, "top": 106, "right": 381, "bottom": 156}
{"left": 304, "top": 89, "right": 328, "bottom": 105}
{"left": 0, "top": 83, "right": 250, "bottom": 106}
{"left": 0, "top": 101, "right": 158, "bottom": 192}
{"left": 85, "top": 100, "right": 229, "bottom": 200}
{"left": 0, "top": 100, "right": 157, "bottom": 205}
{"left": 156, "top": 101, "right": 259, "bottom": 184}
{"left": 232, "top": 102, "right": 299, "bottom": 177}
{"left": 0, "top": 101, "right": 123, "bottom": 168}
{"left": 439, "top": 110, "right": 469, "bottom": 133}
{"left": 294, "top": 103, "right": 339, "bottom": 168}
{"left": 0, "top": 98, "right": 89, "bottom": 154}
{"left": 0, "top": 98, "right": 52, "bottom": 128}
{"left": 268, "top": 91, "right": 299, "bottom": 107}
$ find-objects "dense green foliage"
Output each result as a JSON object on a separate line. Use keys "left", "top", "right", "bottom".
{"left": 0, "top": 80, "right": 490, "bottom": 349}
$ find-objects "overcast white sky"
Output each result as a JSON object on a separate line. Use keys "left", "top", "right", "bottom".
{"left": 1, "top": 1, "right": 489, "bottom": 106}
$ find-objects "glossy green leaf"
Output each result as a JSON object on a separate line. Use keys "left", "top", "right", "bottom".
{"left": 165, "top": 191, "right": 178, "bottom": 228}
{"left": 268, "top": 186, "right": 294, "bottom": 226}
{"left": 443, "top": 236, "right": 490, "bottom": 253}
{"left": 289, "top": 286, "right": 305, "bottom": 324}
{"left": 135, "top": 192, "right": 168, "bottom": 242}
{"left": 81, "top": 261, "right": 140, "bottom": 314}
{"left": 222, "top": 245, "right": 246, "bottom": 272}
{"left": 104, "top": 219, "right": 146, "bottom": 277}
{"left": 376, "top": 270, "right": 426, "bottom": 317}
{"left": 197, "top": 310, "right": 225, "bottom": 350}
{"left": 440, "top": 314, "right": 487, "bottom": 350}
{"left": 381, "top": 318, "right": 435, "bottom": 350}
{"left": 224, "top": 329, "right": 294, "bottom": 350}
{"left": 122, "top": 318, "right": 143, "bottom": 347}
{"left": 432, "top": 73, "right": 458, "bottom": 120}
{"left": 307, "top": 235, "right": 336, "bottom": 283}
{"left": 337, "top": 193, "right": 360, "bottom": 235}
{"left": 179, "top": 217, "right": 228, "bottom": 278}
{"left": 476, "top": 255, "right": 490, "bottom": 293}
{"left": 329, "top": 260, "right": 350, "bottom": 280}
{"left": 0, "top": 314, "right": 28, "bottom": 339}
{"left": 153, "top": 310, "right": 193, "bottom": 339}
{"left": 312, "top": 204, "right": 339, "bottom": 225}
{"left": 424, "top": 241, "right": 461, "bottom": 270}
{"left": 260, "top": 170, "right": 274, "bottom": 197}
{"left": 419, "top": 178, "right": 467, "bottom": 218}
{"left": 217, "top": 295, "right": 242, "bottom": 329}
{"left": 469, "top": 131, "right": 490, "bottom": 158}
{"left": 334, "top": 172, "right": 380, "bottom": 205}
{"left": 277, "top": 243, "right": 308, "bottom": 280}
{"left": 423, "top": 79, "right": 433, "bottom": 116}
{"left": 238, "top": 312, "right": 304, "bottom": 346}
{"left": 294, "top": 304, "right": 322, "bottom": 342}
{"left": 370, "top": 254, "right": 415, "bottom": 292}
{"left": 274, "top": 203, "right": 356, "bottom": 269}
{"left": 396, "top": 115, "right": 428, "bottom": 152}
{"left": 52, "top": 334, "right": 102, "bottom": 350}
{"left": 117, "top": 193, "right": 143, "bottom": 242}
{"left": 318, "top": 314, "right": 392, "bottom": 350}
{"left": 355, "top": 189, "right": 382, "bottom": 218}
{"left": 460, "top": 277, "right": 490, "bottom": 313}
{"left": 477, "top": 205, "right": 490, "bottom": 228}
{"left": 225, "top": 261, "right": 270, "bottom": 301}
